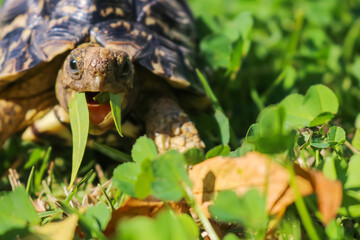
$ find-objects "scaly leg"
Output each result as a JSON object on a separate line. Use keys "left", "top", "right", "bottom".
{"left": 145, "top": 97, "right": 204, "bottom": 153}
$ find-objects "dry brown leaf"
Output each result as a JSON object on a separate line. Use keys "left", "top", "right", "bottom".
{"left": 23, "top": 214, "right": 79, "bottom": 240}
{"left": 104, "top": 196, "right": 189, "bottom": 236}
{"left": 189, "top": 152, "right": 342, "bottom": 225}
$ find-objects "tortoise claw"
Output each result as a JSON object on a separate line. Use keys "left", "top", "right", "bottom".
{"left": 154, "top": 121, "right": 205, "bottom": 154}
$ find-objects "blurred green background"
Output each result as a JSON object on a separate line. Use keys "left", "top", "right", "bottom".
{"left": 187, "top": 0, "right": 360, "bottom": 144}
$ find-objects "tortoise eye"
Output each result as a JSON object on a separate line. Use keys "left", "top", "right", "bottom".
{"left": 69, "top": 58, "right": 78, "bottom": 71}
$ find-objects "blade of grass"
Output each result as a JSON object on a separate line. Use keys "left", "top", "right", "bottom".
{"left": 58, "top": 201, "right": 109, "bottom": 240}
{"left": 197, "top": 70, "right": 238, "bottom": 147}
{"left": 90, "top": 141, "right": 132, "bottom": 162}
{"left": 287, "top": 164, "right": 320, "bottom": 240}
{"left": 343, "top": 17, "right": 360, "bottom": 63}
{"left": 181, "top": 181, "right": 220, "bottom": 240}
{"left": 38, "top": 210, "right": 57, "bottom": 218}
{"left": 35, "top": 146, "right": 52, "bottom": 189}
{"left": 42, "top": 170, "right": 94, "bottom": 224}
{"left": 197, "top": 69, "right": 222, "bottom": 111}
{"left": 26, "top": 166, "right": 35, "bottom": 194}
{"left": 98, "top": 183, "right": 114, "bottom": 211}
{"left": 69, "top": 92, "right": 89, "bottom": 189}
{"left": 110, "top": 93, "right": 123, "bottom": 137}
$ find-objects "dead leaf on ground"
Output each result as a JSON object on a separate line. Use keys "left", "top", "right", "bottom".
{"left": 104, "top": 196, "right": 189, "bottom": 236}
{"left": 23, "top": 214, "right": 79, "bottom": 240}
{"left": 189, "top": 152, "right": 342, "bottom": 225}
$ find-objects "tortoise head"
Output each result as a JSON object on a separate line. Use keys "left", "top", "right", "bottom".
{"left": 56, "top": 43, "right": 134, "bottom": 135}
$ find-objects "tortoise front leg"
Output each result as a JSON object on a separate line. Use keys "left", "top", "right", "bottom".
{"left": 0, "top": 100, "right": 24, "bottom": 146}
{"left": 0, "top": 92, "right": 55, "bottom": 147}
{"left": 21, "top": 105, "right": 72, "bottom": 145}
{"left": 145, "top": 97, "right": 204, "bottom": 153}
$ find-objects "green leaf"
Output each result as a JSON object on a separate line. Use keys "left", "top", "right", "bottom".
{"left": 280, "top": 94, "right": 313, "bottom": 128}
{"left": 256, "top": 105, "right": 296, "bottom": 154}
{"left": 327, "top": 126, "right": 346, "bottom": 146}
{"left": 135, "top": 160, "right": 153, "bottom": 199}
{"left": 303, "top": 84, "right": 339, "bottom": 117}
{"left": 229, "top": 143, "right": 254, "bottom": 157}
{"left": 352, "top": 128, "right": 360, "bottom": 151}
{"left": 223, "top": 233, "right": 241, "bottom": 240}
{"left": 345, "top": 155, "right": 360, "bottom": 189}
{"left": 93, "top": 92, "right": 110, "bottom": 104}
{"left": 84, "top": 202, "right": 111, "bottom": 231}
{"left": 116, "top": 217, "right": 158, "bottom": 240}
{"left": 200, "top": 34, "right": 232, "bottom": 69}
{"left": 224, "top": 12, "right": 253, "bottom": 76}
{"left": 283, "top": 65, "right": 297, "bottom": 90}
{"left": 110, "top": 93, "right": 123, "bottom": 137}
{"left": 69, "top": 92, "right": 89, "bottom": 189}
{"left": 214, "top": 110, "right": 230, "bottom": 145}
{"left": 116, "top": 210, "right": 198, "bottom": 240}
{"left": 209, "top": 190, "right": 268, "bottom": 233}
{"left": 325, "top": 219, "right": 345, "bottom": 240}
{"left": 309, "top": 112, "right": 335, "bottom": 127}
{"left": 0, "top": 187, "right": 40, "bottom": 235}
{"left": 56, "top": 201, "right": 107, "bottom": 240}
{"left": 276, "top": 212, "right": 301, "bottom": 240}
{"left": 280, "top": 85, "right": 339, "bottom": 128}
{"left": 322, "top": 157, "right": 337, "bottom": 181}
{"left": 227, "top": 37, "right": 243, "bottom": 76}
{"left": 350, "top": 56, "right": 360, "bottom": 83}
{"left": 310, "top": 137, "right": 330, "bottom": 149}
{"left": 112, "top": 160, "right": 153, "bottom": 199}
{"left": 355, "top": 114, "right": 360, "bottom": 129}
{"left": 309, "top": 127, "right": 346, "bottom": 149}
{"left": 205, "top": 145, "right": 231, "bottom": 159}
{"left": 340, "top": 190, "right": 360, "bottom": 217}
{"left": 151, "top": 150, "right": 190, "bottom": 201}
{"left": 112, "top": 163, "right": 141, "bottom": 197}
{"left": 183, "top": 148, "right": 204, "bottom": 165}
{"left": 155, "top": 211, "right": 199, "bottom": 240}
{"left": 24, "top": 148, "right": 43, "bottom": 169}
{"left": 131, "top": 136, "right": 158, "bottom": 164}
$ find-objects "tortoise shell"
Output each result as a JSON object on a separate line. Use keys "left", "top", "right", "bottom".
{"left": 0, "top": 0, "right": 202, "bottom": 92}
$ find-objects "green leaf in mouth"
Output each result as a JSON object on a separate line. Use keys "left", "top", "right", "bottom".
{"left": 93, "top": 92, "right": 110, "bottom": 104}
{"left": 110, "top": 93, "right": 123, "bottom": 137}
{"left": 68, "top": 92, "right": 89, "bottom": 189}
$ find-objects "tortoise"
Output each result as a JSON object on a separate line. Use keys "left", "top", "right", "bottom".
{"left": 0, "top": 0, "right": 207, "bottom": 153}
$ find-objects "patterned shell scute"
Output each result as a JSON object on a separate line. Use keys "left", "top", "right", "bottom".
{"left": 0, "top": 0, "right": 200, "bottom": 91}
{"left": 0, "top": 0, "right": 27, "bottom": 25}
{"left": 135, "top": 0, "right": 196, "bottom": 49}
{"left": 92, "top": 19, "right": 200, "bottom": 91}
{"left": 0, "top": 16, "right": 89, "bottom": 84}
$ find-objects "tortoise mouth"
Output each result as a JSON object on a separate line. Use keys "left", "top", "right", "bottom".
{"left": 85, "top": 92, "right": 112, "bottom": 125}
{"left": 85, "top": 92, "right": 100, "bottom": 105}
